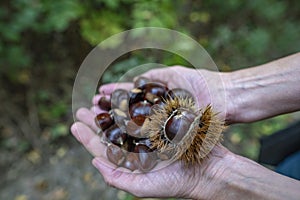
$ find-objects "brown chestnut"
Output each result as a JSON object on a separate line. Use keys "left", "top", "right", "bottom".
{"left": 122, "top": 153, "right": 139, "bottom": 171}
{"left": 111, "top": 89, "right": 129, "bottom": 111}
{"left": 136, "top": 138, "right": 153, "bottom": 150}
{"left": 142, "top": 83, "right": 168, "bottom": 99}
{"left": 106, "top": 144, "right": 125, "bottom": 166}
{"left": 144, "top": 92, "right": 159, "bottom": 104}
{"left": 121, "top": 135, "right": 136, "bottom": 152}
{"left": 112, "top": 108, "right": 129, "bottom": 132}
{"left": 105, "top": 124, "right": 127, "bottom": 146}
{"left": 134, "top": 76, "right": 150, "bottom": 88}
{"left": 95, "top": 113, "right": 114, "bottom": 131}
{"left": 129, "top": 101, "right": 152, "bottom": 126}
{"left": 98, "top": 96, "right": 111, "bottom": 111}
{"left": 164, "top": 108, "right": 196, "bottom": 143}
{"left": 134, "top": 144, "right": 157, "bottom": 171}
{"left": 125, "top": 120, "right": 141, "bottom": 137}
{"left": 129, "top": 88, "right": 144, "bottom": 105}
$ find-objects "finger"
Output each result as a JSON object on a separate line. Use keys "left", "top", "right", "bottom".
{"left": 92, "top": 157, "right": 178, "bottom": 198}
{"left": 92, "top": 157, "right": 139, "bottom": 192}
{"left": 71, "top": 122, "right": 105, "bottom": 157}
{"left": 76, "top": 107, "right": 98, "bottom": 132}
{"left": 99, "top": 82, "right": 133, "bottom": 95}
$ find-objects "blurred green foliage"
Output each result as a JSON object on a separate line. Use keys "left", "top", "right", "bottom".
{"left": 1, "top": 0, "right": 299, "bottom": 75}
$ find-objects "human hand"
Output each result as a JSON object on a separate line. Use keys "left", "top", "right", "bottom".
{"left": 71, "top": 107, "right": 232, "bottom": 199}
{"left": 71, "top": 108, "right": 300, "bottom": 200}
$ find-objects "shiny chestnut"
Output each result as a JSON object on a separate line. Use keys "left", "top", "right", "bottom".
{"left": 134, "top": 144, "right": 157, "bottom": 171}
{"left": 111, "top": 89, "right": 129, "bottom": 111}
{"left": 122, "top": 153, "right": 139, "bottom": 171}
{"left": 98, "top": 96, "right": 111, "bottom": 111}
{"left": 129, "top": 88, "right": 144, "bottom": 105}
{"left": 105, "top": 124, "right": 127, "bottom": 146}
{"left": 142, "top": 83, "right": 168, "bottom": 99}
{"left": 95, "top": 113, "right": 114, "bottom": 131}
{"left": 112, "top": 108, "right": 129, "bottom": 132}
{"left": 125, "top": 120, "right": 141, "bottom": 137}
{"left": 106, "top": 144, "right": 125, "bottom": 166}
{"left": 129, "top": 101, "right": 152, "bottom": 126}
{"left": 164, "top": 108, "right": 196, "bottom": 143}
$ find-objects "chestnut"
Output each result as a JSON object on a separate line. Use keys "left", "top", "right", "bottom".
{"left": 98, "top": 96, "right": 111, "bottom": 111}
{"left": 112, "top": 108, "right": 129, "bottom": 132}
{"left": 122, "top": 153, "right": 139, "bottom": 171}
{"left": 125, "top": 120, "right": 141, "bottom": 137}
{"left": 144, "top": 92, "right": 159, "bottom": 104}
{"left": 104, "top": 124, "right": 127, "bottom": 146}
{"left": 122, "top": 135, "right": 136, "bottom": 152}
{"left": 95, "top": 113, "right": 114, "bottom": 131}
{"left": 106, "top": 144, "right": 125, "bottom": 166}
{"left": 129, "top": 101, "right": 152, "bottom": 126}
{"left": 134, "top": 76, "right": 150, "bottom": 88}
{"left": 129, "top": 88, "right": 144, "bottom": 105}
{"left": 135, "top": 138, "right": 153, "bottom": 150}
{"left": 111, "top": 89, "right": 129, "bottom": 111}
{"left": 164, "top": 108, "right": 196, "bottom": 143}
{"left": 142, "top": 83, "right": 168, "bottom": 99}
{"left": 134, "top": 143, "right": 151, "bottom": 153}
{"left": 134, "top": 144, "right": 157, "bottom": 171}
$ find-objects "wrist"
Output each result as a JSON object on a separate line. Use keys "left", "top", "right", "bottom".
{"left": 221, "top": 53, "right": 300, "bottom": 124}
{"left": 209, "top": 151, "right": 300, "bottom": 200}
{"left": 219, "top": 72, "right": 238, "bottom": 124}
{"left": 221, "top": 69, "right": 273, "bottom": 124}
{"left": 187, "top": 145, "right": 235, "bottom": 200}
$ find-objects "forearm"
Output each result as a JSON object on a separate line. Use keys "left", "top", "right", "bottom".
{"left": 191, "top": 149, "right": 300, "bottom": 200}
{"left": 224, "top": 52, "right": 300, "bottom": 123}
{"left": 213, "top": 154, "right": 300, "bottom": 200}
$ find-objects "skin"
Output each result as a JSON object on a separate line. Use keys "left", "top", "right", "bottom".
{"left": 71, "top": 52, "right": 300, "bottom": 199}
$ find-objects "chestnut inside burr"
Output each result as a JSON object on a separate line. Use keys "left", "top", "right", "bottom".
{"left": 164, "top": 109, "right": 196, "bottom": 143}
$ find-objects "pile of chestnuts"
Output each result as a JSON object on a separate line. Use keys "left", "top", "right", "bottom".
{"left": 94, "top": 76, "right": 224, "bottom": 172}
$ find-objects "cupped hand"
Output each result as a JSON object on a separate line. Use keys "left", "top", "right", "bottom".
{"left": 71, "top": 66, "right": 233, "bottom": 199}
{"left": 71, "top": 107, "right": 232, "bottom": 199}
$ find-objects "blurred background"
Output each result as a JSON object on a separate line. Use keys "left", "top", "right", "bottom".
{"left": 0, "top": 0, "right": 299, "bottom": 199}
